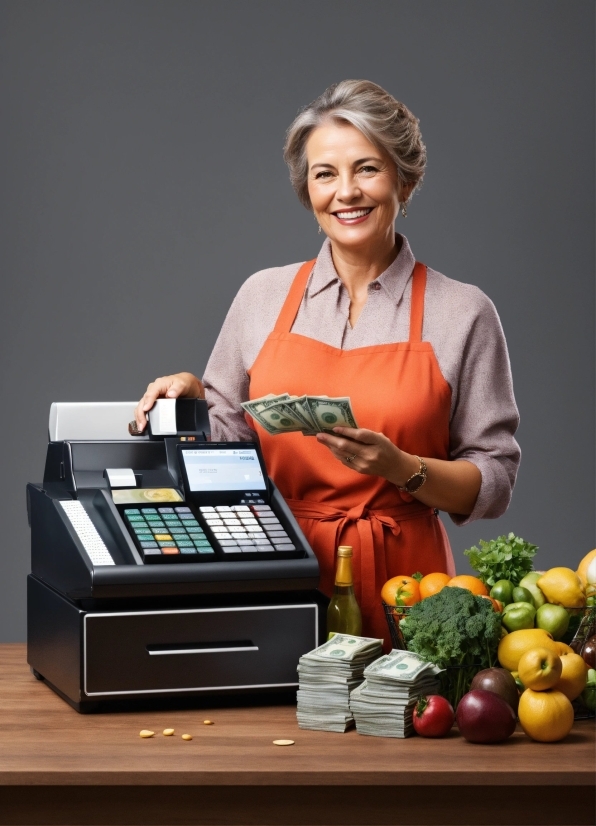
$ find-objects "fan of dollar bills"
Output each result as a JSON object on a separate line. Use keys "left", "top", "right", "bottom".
{"left": 242, "top": 393, "right": 358, "bottom": 436}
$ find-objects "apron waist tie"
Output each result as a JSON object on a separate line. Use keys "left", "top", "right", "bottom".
{"left": 287, "top": 499, "right": 434, "bottom": 627}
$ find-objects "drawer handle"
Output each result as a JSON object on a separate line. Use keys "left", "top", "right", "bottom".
{"left": 146, "top": 640, "right": 258, "bottom": 656}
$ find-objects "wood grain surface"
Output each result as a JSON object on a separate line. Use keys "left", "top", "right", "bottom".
{"left": 0, "top": 644, "right": 593, "bottom": 825}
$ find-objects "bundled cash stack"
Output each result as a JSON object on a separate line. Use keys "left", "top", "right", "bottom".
{"left": 242, "top": 393, "right": 358, "bottom": 436}
{"left": 296, "top": 635, "right": 383, "bottom": 732}
{"left": 350, "top": 650, "right": 443, "bottom": 738}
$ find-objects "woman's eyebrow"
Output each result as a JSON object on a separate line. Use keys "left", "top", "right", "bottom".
{"left": 310, "top": 157, "right": 384, "bottom": 170}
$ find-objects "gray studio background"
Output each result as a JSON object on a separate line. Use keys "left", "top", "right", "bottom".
{"left": 0, "top": 1, "right": 593, "bottom": 641}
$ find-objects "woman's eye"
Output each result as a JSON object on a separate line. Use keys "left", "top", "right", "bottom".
{"left": 314, "top": 170, "right": 333, "bottom": 179}
{"left": 359, "top": 165, "right": 378, "bottom": 174}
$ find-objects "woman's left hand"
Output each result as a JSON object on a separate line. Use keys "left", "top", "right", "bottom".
{"left": 316, "top": 426, "right": 415, "bottom": 487}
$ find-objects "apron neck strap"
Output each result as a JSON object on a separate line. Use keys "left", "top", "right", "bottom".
{"left": 409, "top": 262, "right": 427, "bottom": 343}
{"left": 273, "top": 260, "right": 316, "bottom": 333}
{"left": 274, "top": 258, "right": 427, "bottom": 341}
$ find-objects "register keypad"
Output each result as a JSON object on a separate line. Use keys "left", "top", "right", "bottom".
{"left": 123, "top": 506, "right": 215, "bottom": 562}
{"left": 199, "top": 505, "right": 297, "bottom": 556}
{"left": 123, "top": 504, "right": 300, "bottom": 563}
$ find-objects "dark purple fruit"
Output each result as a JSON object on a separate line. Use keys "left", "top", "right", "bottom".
{"left": 456, "top": 689, "right": 517, "bottom": 744}
{"left": 470, "top": 667, "right": 520, "bottom": 714}
{"left": 581, "top": 635, "right": 596, "bottom": 669}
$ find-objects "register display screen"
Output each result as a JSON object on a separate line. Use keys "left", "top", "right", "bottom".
{"left": 181, "top": 448, "right": 267, "bottom": 492}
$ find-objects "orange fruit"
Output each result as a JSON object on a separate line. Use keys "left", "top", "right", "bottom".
{"left": 446, "top": 575, "right": 489, "bottom": 597}
{"left": 555, "top": 652, "right": 588, "bottom": 700}
{"left": 498, "top": 628, "right": 560, "bottom": 672}
{"left": 517, "top": 647, "right": 562, "bottom": 691}
{"left": 419, "top": 572, "right": 451, "bottom": 599}
{"left": 554, "top": 642, "right": 574, "bottom": 656}
{"left": 479, "top": 595, "right": 504, "bottom": 612}
{"left": 518, "top": 688, "right": 574, "bottom": 742}
{"left": 381, "top": 576, "right": 420, "bottom": 608}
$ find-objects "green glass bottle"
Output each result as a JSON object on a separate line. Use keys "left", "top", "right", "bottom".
{"left": 326, "top": 545, "right": 362, "bottom": 639}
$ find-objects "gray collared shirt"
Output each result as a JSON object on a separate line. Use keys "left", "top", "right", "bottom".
{"left": 203, "top": 234, "right": 520, "bottom": 525}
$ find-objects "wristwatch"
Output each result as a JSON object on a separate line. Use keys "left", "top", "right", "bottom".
{"left": 399, "top": 455, "right": 428, "bottom": 494}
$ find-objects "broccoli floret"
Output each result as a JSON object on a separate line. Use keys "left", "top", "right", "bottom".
{"left": 400, "top": 587, "right": 501, "bottom": 670}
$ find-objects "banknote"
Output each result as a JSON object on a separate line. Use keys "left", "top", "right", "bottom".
{"left": 365, "top": 650, "right": 442, "bottom": 682}
{"left": 241, "top": 393, "right": 358, "bottom": 436}
{"left": 306, "top": 396, "right": 359, "bottom": 431}
{"left": 302, "top": 634, "right": 383, "bottom": 663}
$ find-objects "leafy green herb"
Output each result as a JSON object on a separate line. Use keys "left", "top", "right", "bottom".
{"left": 463, "top": 532, "right": 538, "bottom": 587}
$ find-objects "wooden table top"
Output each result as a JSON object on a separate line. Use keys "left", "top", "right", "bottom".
{"left": 0, "top": 643, "right": 593, "bottom": 788}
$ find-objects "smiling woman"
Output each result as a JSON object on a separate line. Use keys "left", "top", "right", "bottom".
{"left": 135, "top": 80, "right": 521, "bottom": 645}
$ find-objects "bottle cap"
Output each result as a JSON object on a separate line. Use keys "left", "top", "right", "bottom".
{"left": 337, "top": 546, "right": 353, "bottom": 557}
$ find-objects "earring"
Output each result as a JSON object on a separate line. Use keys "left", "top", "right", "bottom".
{"left": 318, "top": 224, "right": 322, "bottom": 234}
{"left": 401, "top": 203, "right": 408, "bottom": 218}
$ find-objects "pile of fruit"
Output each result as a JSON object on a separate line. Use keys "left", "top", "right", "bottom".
{"left": 381, "top": 542, "right": 596, "bottom": 744}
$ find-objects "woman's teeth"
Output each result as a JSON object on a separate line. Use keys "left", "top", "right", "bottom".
{"left": 335, "top": 208, "right": 372, "bottom": 219}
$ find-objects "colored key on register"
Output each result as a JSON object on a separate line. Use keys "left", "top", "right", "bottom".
{"left": 123, "top": 506, "right": 214, "bottom": 561}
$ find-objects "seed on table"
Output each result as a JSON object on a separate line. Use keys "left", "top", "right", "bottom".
{"left": 163, "top": 729, "right": 175, "bottom": 736}
{"left": 203, "top": 720, "right": 214, "bottom": 725}
{"left": 181, "top": 734, "right": 192, "bottom": 741}
{"left": 139, "top": 730, "right": 155, "bottom": 738}
{"left": 272, "top": 739, "right": 295, "bottom": 746}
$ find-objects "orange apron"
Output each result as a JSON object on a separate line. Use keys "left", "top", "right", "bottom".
{"left": 247, "top": 259, "right": 456, "bottom": 644}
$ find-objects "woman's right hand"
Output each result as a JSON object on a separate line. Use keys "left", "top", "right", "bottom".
{"left": 134, "top": 372, "right": 204, "bottom": 433}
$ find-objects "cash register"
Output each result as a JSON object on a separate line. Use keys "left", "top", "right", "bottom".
{"left": 27, "top": 399, "right": 323, "bottom": 712}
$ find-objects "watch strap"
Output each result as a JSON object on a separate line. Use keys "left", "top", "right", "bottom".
{"left": 399, "top": 456, "right": 428, "bottom": 494}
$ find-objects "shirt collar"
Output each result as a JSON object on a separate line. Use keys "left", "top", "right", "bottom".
{"left": 307, "top": 233, "right": 416, "bottom": 305}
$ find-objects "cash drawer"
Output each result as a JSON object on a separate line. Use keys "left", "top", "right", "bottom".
{"left": 83, "top": 604, "right": 318, "bottom": 696}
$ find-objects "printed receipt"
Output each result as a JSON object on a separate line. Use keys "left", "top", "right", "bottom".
{"left": 149, "top": 398, "right": 177, "bottom": 436}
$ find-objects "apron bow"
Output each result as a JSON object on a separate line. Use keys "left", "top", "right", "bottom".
{"left": 287, "top": 499, "right": 430, "bottom": 630}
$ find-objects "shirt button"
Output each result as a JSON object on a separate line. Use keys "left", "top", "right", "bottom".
{"left": 371, "top": 282, "right": 381, "bottom": 291}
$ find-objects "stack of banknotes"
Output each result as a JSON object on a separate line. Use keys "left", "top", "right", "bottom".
{"left": 296, "top": 635, "right": 383, "bottom": 732}
{"left": 349, "top": 649, "right": 443, "bottom": 738}
{"left": 241, "top": 393, "right": 358, "bottom": 436}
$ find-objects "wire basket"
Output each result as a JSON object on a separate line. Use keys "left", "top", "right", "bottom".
{"left": 383, "top": 601, "right": 596, "bottom": 717}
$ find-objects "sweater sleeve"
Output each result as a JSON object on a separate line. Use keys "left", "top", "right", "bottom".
{"left": 202, "top": 263, "right": 301, "bottom": 442}
{"left": 446, "top": 292, "right": 521, "bottom": 525}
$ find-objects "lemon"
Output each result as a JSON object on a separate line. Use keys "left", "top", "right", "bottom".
{"left": 498, "top": 628, "right": 559, "bottom": 672}
{"left": 537, "top": 567, "right": 585, "bottom": 608}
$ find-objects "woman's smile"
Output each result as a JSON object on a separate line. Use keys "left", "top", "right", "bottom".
{"left": 333, "top": 207, "right": 374, "bottom": 224}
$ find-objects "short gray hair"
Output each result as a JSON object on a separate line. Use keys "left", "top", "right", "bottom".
{"left": 283, "top": 79, "right": 426, "bottom": 210}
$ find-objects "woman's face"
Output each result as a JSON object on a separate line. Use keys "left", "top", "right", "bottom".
{"left": 306, "top": 121, "right": 404, "bottom": 251}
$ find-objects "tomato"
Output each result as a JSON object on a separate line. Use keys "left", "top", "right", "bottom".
{"left": 412, "top": 694, "right": 455, "bottom": 738}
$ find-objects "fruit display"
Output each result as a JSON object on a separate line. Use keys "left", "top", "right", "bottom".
{"left": 380, "top": 544, "right": 595, "bottom": 747}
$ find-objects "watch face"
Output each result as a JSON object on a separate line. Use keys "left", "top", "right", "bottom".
{"left": 405, "top": 473, "right": 425, "bottom": 493}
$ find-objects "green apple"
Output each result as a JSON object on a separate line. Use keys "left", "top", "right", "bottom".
{"left": 491, "top": 579, "right": 514, "bottom": 605}
{"left": 502, "top": 602, "right": 536, "bottom": 631}
{"left": 535, "top": 603, "right": 570, "bottom": 640}
{"left": 512, "top": 586, "right": 534, "bottom": 605}
{"left": 518, "top": 572, "right": 546, "bottom": 609}
{"left": 581, "top": 669, "right": 596, "bottom": 711}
